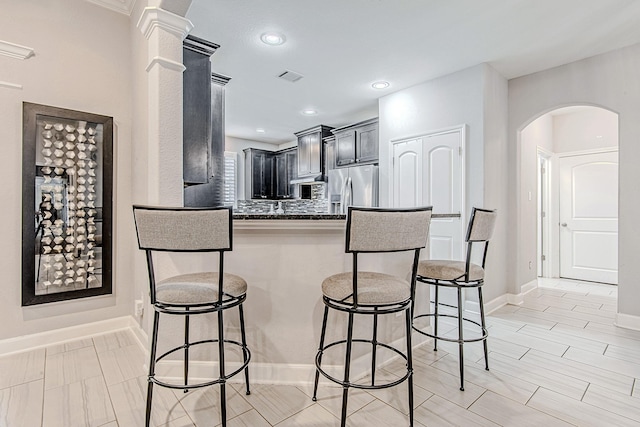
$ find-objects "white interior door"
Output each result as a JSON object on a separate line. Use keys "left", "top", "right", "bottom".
{"left": 423, "top": 131, "right": 464, "bottom": 261}
{"left": 393, "top": 128, "right": 465, "bottom": 307}
{"left": 559, "top": 151, "right": 618, "bottom": 284}
{"left": 393, "top": 139, "right": 422, "bottom": 208}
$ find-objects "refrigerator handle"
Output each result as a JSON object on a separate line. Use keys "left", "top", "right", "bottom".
{"left": 339, "top": 177, "right": 347, "bottom": 214}
{"left": 343, "top": 176, "right": 353, "bottom": 214}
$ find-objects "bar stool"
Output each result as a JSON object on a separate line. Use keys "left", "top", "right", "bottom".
{"left": 132, "top": 205, "right": 250, "bottom": 427}
{"left": 313, "top": 206, "right": 432, "bottom": 427}
{"left": 412, "top": 207, "right": 497, "bottom": 391}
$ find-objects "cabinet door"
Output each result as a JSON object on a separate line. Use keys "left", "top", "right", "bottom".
{"left": 298, "top": 135, "right": 310, "bottom": 176}
{"left": 356, "top": 123, "right": 378, "bottom": 163}
{"left": 286, "top": 150, "right": 298, "bottom": 196}
{"left": 252, "top": 151, "right": 273, "bottom": 199}
{"left": 335, "top": 130, "right": 356, "bottom": 166}
{"left": 274, "top": 153, "right": 287, "bottom": 198}
{"left": 324, "top": 137, "right": 336, "bottom": 171}
{"left": 308, "top": 132, "right": 322, "bottom": 175}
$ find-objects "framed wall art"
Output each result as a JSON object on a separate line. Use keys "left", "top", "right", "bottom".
{"left": 22, "top": 102, "right": 113, "bottom": 306}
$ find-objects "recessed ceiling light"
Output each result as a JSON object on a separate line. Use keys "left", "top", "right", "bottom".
{"left": 256, "top": 128, "right": 266, "bottom": 133}
{"left": 260, "top": 32, "right": 286, "bottom": 46}
{"left": 372, "top": 81, "right": 390, "bottom": 89}
{"left": 302, "top": 109, "right": 317, "bottom": 116}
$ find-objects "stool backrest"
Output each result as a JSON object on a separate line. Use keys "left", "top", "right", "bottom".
{"left": 465, "top": 208, "right": 497, "bottom": 243}
{"left": 133, "top": 205, "right": 232, "bottom": 252}
{"left": 346, "top": 207, "right": 433, "bottom": 253}
{"left": 463, "top": 207, "right": 497, "bottom": 275}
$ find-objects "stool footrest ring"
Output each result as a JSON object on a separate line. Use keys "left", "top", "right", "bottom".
{"left": 315, "top": 338, "right": 410, "bottom": 391}
{"left": 150, "top": 339, "right": 251, "bottom": 391}
{"left": 413, "top": 313, "right": 488, "bottom": 343}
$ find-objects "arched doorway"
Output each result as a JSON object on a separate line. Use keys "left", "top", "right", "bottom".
{"left": 520, "top": 105, "right": 619, "bottom": 286}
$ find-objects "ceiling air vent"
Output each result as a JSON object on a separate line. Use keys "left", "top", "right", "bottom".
{"left": 278, "top": 70, "right": 304, "bottom": 83}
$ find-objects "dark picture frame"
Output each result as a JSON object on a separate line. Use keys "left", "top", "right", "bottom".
{"left": 22, "top": 102, "right": 113, "bottom": 306}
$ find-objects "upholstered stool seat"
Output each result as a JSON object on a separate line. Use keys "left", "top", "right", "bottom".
{"left": 322, "top": 272, "right": 411, "bottom": 305}
{"left": 417, "top": 260, "right": 484, "bottom": 282}
{"left": 413, "top": 207, "right": 497, "bottom": 392}
{"left": 313, "top": 206, "right": 433, "bottom": 427}
{"left": 157, "top": 272, "right": 247, "bottom": 305}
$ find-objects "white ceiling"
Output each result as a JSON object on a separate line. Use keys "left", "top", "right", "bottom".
{"left": 186, "top": 0, "right": 640, "bottom": 145}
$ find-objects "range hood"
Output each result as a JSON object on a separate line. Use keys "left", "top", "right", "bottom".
{"left": 290, "top": 174, "right": 325, "bottom": 184}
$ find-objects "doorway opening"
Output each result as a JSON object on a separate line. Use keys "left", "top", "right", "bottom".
{"left": 522, "top": 106, "right": 619, "bottom": 286}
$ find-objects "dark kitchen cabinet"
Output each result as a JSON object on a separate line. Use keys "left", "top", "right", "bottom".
{"left": 332, "top": 118, "right": 378, "bottom": 167}
{"left": 324, "top": 135, "right": 336, "bottom": 171}
{"left": 334, "top": 129, "right": 356, "bottom": 166}
{"left": 294, "top": 125, "right": 333, "bottom": 178}
{"left": 244, "top": 148, "right": 274, "bottom": 199}
{"left": 183, "top": 35, "right": 232, "bottom": 207}
{"left": 275, "top": 148, "right": 298, "bottom": 198}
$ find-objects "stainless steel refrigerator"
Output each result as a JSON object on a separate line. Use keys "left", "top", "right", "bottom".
{"left": 328, "top": 164, "right": 379, "bottom": 214}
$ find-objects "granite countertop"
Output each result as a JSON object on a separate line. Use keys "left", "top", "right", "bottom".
{"left": 232, "top": 212, "right": 460, "bottom": 220}
{"left": 233, "top": 213, "right": 346, "bottom": 220}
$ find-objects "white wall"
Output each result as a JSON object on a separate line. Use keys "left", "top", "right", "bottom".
{"left": 0, "top": 0, "right": 133, "bottom": 340}
{"left": 378, "top": 63, "right": 509, "bottom": 302}
{"left": 482, "top": 64, "right": 510, "bottom": 301}
{"left": 518, "top": 115, "right": 553, "bottom": 285}
{"left": 553, "top": 109, "right": 618, "bottom": 153}
{"left": 509, "top": 43, "right": 640, "bottom": 319}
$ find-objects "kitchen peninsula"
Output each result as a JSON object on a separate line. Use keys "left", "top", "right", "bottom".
{"left": 213, "top": 211, "right": 456, "bottom": 385}
{"left": 219, "top": 208, "right": 432, "bottom": 386}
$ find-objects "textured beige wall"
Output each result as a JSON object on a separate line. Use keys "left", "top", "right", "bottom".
{"left": 0, "top": 0, "right": 134, "bottom": 340}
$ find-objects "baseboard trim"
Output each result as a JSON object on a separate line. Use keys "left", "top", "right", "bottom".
{"left": 0, "top": 315, "right": 139, "bottom": 356}
{"left": 485, "top": 279, "right": 538, "bottom": 314}
{"left": 614, "top": 313, "right": 640, "bottom": 331}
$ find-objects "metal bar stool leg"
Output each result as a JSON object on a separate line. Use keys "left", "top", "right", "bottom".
{"left": 433, "top": 283, "right": 439, "bottom": 352}
{"left": 340, "top": 312, "right": 355, "bottom": 427}
{"left": 313, "top": 306, "right": 329, "bottom": 401}
{"left": 217, "top": 309, "right": 227, "bottom": 427}
{"left": 184, "top": 307, "right": 189, "bottom": 392}
{"left": 478, "top": 287, "right": 489, "bottom": 370}
{"left": 371, "top": 309, "right": 378, "bottom": 386}
{"left": 457, "top": 286, "right": 465, "bottom": 391}
{"left": 238, "top": 304, "right": 251, "bottom": 395}
{"left": 405, "top": 307, "right": 414, "bottom": 427}
{"left": 146, "top": 310, "right": 160, "bottom": 427}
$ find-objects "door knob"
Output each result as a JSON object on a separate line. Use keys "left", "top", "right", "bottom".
{"left": 561, "top": 223, "right": 568, "bottom": 227}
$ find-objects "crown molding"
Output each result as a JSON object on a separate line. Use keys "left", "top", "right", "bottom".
{"left": 211, "top": 72, "right": 231, "bottom": 86}
{"left": 184, "top": 35, "right": 220, "bottom": 57}
{"left": 0, "top": 81, "right": 23, "bottom": 90}
{"left": 145, "top": 56, "right": 186, "bottom": 73}
{"left": 137, "top": 6, "right": 193, "bottom": 40}
{"left": 85, "top": 0, "right": 135, "bottom": 15}
{"left": 0, "top": 40, "right": 35, "bottom": 60}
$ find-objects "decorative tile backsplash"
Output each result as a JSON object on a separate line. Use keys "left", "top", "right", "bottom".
{"left": 236, "top": 199, "right": 329, "bottom": 214}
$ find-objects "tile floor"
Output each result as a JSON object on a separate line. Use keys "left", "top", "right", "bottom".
{"left": 1, "top": 278, "right": 639, "bottom": 426}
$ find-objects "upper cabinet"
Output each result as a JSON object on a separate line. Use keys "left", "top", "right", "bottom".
{"left": 182, "top": 35, "right": 232, "bottom": 207}
{"left": 274, "top": 148, "right": 298, "bottom": 199}
{"left": 244, "top": 147, "right": 298, "bottom": 200}
{"left": 332, "top": 118, "right": 379, "bottom": 167}
{"left": 294, "top": 125, "right": 334, "bottom": 178}
{"left": 323, "top": 135, "right": 336, "bottom": 172}
{"left": 244, "top": 148, "right": 274, "bottom": 199}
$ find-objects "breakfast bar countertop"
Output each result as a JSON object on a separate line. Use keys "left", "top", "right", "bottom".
{"left": 233, "top": 213, "right": 346, "bottom": 220}
{"left": 232, "top": 212, "right": 460, "bottom": 220}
